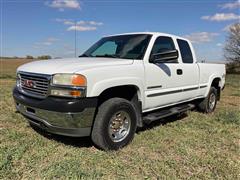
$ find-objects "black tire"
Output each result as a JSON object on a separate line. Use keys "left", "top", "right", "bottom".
{"left": 91, "top": 98, "right": 137, "bottom": 150}
{"left": 197, "top": 87, "right": 218, "bottom": 113}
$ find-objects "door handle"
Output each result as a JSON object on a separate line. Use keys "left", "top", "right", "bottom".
{"left": 177, "top": 69, "right": 183, "bottom": 75}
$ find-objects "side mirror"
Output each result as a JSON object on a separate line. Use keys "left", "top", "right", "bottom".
{"left": 150, "top": 49, "right": 179, "bottom": 63}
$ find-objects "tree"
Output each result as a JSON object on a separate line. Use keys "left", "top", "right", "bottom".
{"left": 224, "top": 23, "right": 240, "bottom": 63}
{"left": 26, "top": 55, "right": 34, "bottom": 59}
{"left": 37, "top": 55, "right": 52, "bottom": 60}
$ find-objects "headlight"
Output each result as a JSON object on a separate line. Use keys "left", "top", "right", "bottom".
{"left": 51, "top": 74, "right": 87, "bottom": 98}
{"left": 52, "top": 74, "right": 87, "bottom": 86}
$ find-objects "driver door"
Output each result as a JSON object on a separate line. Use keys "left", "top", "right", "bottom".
{"left": 144, "top": 36, "right": 185, "bottom": 111}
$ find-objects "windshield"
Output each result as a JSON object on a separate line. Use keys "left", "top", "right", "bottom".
{"left": 82, "top": 34, "right": 152, "bottom": 60}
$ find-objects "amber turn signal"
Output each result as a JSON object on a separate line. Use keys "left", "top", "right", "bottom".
{"left": 70, "top": 90, "right": 81, "bottom": 97}
{"left": 71, "top": 75, "right": 87, "bottom": 86}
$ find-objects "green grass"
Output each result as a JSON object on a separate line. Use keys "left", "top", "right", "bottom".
{"left": 224, "top": 74, "right": 240, "bottom": 97}
{"left": 0, "top": 60, "right": 240, "bottom": 179}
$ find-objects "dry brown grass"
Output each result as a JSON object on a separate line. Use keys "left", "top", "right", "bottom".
{"left": 0, "top": 59, "right": 34, "bottom": 79}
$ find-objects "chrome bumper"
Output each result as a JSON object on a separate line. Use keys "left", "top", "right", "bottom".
{"left": 13, "top": 86, "right": 97, "bottom": 137}
{"left": 16, "top": 102, "right": 94, "bottom": 137}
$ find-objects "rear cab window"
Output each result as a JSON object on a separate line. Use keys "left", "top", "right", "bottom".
{"left": 177, "top": 39, "right": 193, "bottom": 63}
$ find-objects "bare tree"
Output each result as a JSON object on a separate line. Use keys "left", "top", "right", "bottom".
{"left": 224, "top": 23, "right": 240, "bottom": 63}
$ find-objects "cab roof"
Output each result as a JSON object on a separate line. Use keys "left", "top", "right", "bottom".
{"left": 105, "top": 32, "right": 190, "bottom": 42}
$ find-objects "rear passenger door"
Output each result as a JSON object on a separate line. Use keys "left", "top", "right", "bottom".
{"left": 176, "top": 39, "right": 199, "bottom": 100}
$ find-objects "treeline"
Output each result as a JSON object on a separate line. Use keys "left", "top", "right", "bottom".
{"left": 26, "top": 55, "right": 52, "bottom": 59}
{"left": 226, "top": 62, "right": 240, "bottom": 74}
{"left": 1, "top": 55, "right": 52, "bottom": 60}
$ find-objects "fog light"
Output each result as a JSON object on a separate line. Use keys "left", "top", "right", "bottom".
{"left": 51, "top": 89, "right": 82, "bottom": 97}
{"left": 70, "top": 90, "right": 81, "bottom": 96}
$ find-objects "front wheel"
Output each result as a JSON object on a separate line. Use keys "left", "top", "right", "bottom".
{"left": 91, "top": 98, "right": 137, "bottom": 150}
{"left": 197, "top": 87, "right": 218, "bottom": 113}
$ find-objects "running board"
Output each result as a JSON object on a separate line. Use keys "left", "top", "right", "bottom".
{"left": 143, "top": 103, "right": 195, "bottom": 124}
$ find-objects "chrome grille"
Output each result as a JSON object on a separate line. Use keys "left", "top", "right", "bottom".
{"left": 19, "top": 73, "right": 50, "bottom": 98}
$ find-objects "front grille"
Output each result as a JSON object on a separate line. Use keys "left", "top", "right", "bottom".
{"left": 19, "top": 73, "right": 50, "bottom": 98}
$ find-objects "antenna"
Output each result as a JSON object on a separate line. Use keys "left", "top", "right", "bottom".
{"left": 74, "top": 20, "right": 77, "bottom": 58}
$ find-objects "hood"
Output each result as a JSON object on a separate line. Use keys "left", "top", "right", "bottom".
{"left": 17, "top": 57, "right": 134, "bottom": 75}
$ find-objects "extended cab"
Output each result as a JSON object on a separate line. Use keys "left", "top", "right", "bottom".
{"left": 13, "top": 32, "right": 226, "bottom": 150}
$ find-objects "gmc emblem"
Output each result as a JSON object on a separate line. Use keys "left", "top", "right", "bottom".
{"left": 23, "top": 80, "right": 35, "bottom": 88}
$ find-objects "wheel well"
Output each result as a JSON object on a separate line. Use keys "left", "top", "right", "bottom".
{"left": 98, "top": 85, "right": 140, "bottom": 105}
{"left": 211, "top": 78, "right": 221, "bottom": 100}
{"left": 97, "top": 85, "right": 143, "bottom": 127}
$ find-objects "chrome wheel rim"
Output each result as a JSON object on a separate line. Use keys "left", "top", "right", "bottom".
{"left": 108, "top": 111, "right": 131, "bottom": 142}
{"left": 209, "top": 93, "right": 216, "bottom": 110}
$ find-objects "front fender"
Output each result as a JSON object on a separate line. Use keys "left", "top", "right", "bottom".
{"left": 88, "top": 77, "right": 145, "bottom": 104}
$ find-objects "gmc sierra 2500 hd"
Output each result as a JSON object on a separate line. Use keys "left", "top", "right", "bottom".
{"left": 13, "top": 32, "right": 226, "bottom": 150}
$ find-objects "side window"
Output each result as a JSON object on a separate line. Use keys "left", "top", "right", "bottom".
{"left": 177, "top": 39, "right": 193, "bottom": 63}
{"left": 151, "top": 36, "right": 175, "bottom": 55}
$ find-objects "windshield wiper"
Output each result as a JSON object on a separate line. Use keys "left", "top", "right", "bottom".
{"left": 95, "top": 54, "right": 119, "bottom": 58}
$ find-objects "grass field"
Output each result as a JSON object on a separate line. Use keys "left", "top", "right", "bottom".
{"left": 0, "top": 59, "right": 239, "bottom": 179}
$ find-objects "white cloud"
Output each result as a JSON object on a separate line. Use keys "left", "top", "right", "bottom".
{"left": 216, "top": 43, "right": 223, "bottom": 47}
{"left": 77, "top": 20, "right": 85, "bottom": 25}
{"left": 56, "top": 19, "right": 103, "bottom": 26}
{"left": 45, "top": 0, "right": 80, "bottom": 11}
{"left": 220, "top": 0, "right": 240, "bottom": 9}
{"left": 36, "top": 37, "right": 60, "bottom": 46}
{"left": 55, "top": 19, "right": 103, "bottom": 31}
{"left": 64, "top": 21, "right": 75, "bottom": 25}
{"left": 76, "top": 20, "right": 103, "bottom": 26}
{"left": 67, "top": 25, "right": 97, "bottom": 31}
{"left": 201, "top": 13, "right": 240, "bottom": 21}
{"left": 56, "top": 18, "right": 74, "bottom": 25}
{"left": 88, "top": 21, "right": 104, "bottom": 26}
{"left": 184, "top": 32, "right": 219, "bottom": 43}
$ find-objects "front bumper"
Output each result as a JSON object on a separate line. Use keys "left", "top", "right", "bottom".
{"left": 13, "top": 86, "right": 97, "bottom": 137}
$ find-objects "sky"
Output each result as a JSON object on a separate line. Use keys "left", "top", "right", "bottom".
{"left": 1, "top": 0, "right": 240, "bottom": 61}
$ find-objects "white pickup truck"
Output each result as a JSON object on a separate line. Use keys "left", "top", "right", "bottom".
{"left": 13, "top": 32, "right": 226, "bottom": 150}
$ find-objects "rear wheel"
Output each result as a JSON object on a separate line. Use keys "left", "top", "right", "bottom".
{"left": 91, "top": 98, "right": 137, "bottom": 150}
{"left": 197, "top": 87, "right": 218, "bottom": 113}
